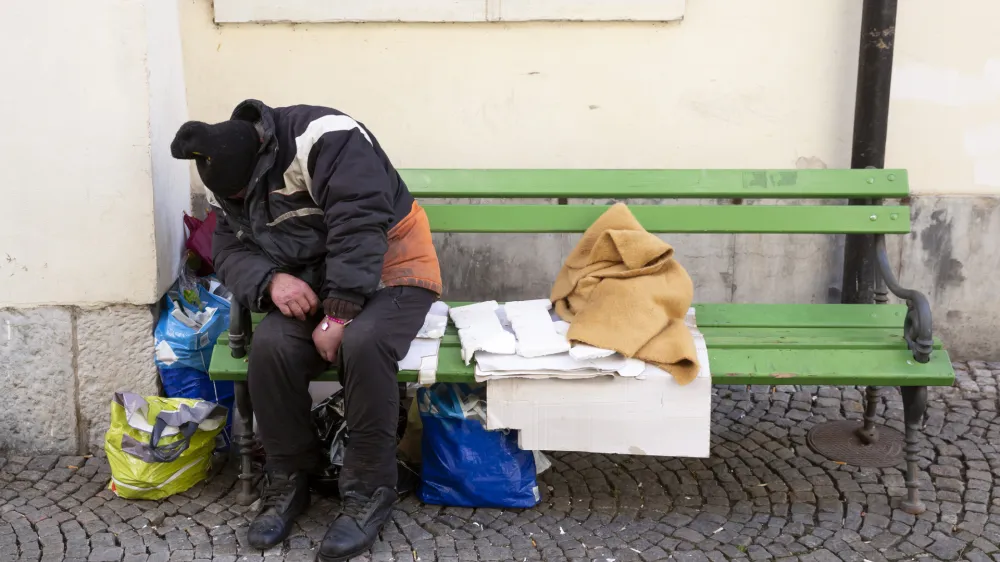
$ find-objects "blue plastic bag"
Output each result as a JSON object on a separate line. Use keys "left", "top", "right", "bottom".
{"left": 418, "top": 384, "right": 539, "bottom": 509}
{"left": 154, "top": 281, "right": 230, "bottom": 372}
{"left": 154, "top": 280, "right": 234, "bottom": 449}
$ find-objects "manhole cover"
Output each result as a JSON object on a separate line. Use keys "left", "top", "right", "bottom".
{"left": 806, "top": 420, "right": 904, "bottom": 468}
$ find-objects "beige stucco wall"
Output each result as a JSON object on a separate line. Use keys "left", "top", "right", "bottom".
{"left": 1, "top": 0, "right": 190, "bottom": 453}
{"left": 889, "top": 3, "right": 1000, "bottom": 195}
{"left": 0, "top": 0, "right": 190, "bottom": 307}
{"left": 179, "top": 0, "right": 1000, "bottom": 196}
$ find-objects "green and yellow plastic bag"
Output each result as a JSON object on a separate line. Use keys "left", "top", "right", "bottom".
{"left": 104, "top": 392, "right": 227, "bottom": 500}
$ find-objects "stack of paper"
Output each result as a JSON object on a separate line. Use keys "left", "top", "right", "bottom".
{"left": 448, "top": 299, "right": 650, "bottom": 381}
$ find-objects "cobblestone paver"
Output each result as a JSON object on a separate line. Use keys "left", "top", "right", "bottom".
{"left": 2, "top": 361, "right": 999, "bottom": 561}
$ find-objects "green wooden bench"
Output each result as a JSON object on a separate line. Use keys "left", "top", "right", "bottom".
{"left": 208, "top": 169, "right": 955, "bottom": 512}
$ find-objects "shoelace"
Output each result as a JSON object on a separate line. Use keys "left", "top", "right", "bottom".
{"left": 260, "top": 474, "right": 297, "bottom": 510}
{"left": 340, "top": 493, "right": 369, "bottom": 520}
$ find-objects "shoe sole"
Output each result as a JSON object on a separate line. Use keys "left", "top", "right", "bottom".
{"left": 316, "top": 528, "right": 387, "bottom": 562}
{"left": 315, "top": 536, "right": 379, "bottom": 562}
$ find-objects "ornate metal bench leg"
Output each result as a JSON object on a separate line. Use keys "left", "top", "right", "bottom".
{"left": 901, "top": 385, "right": 928, "bottom": 515}
{"left": 234, "top": 380, "right": 258, "bottom": 506}
{"left": 856, "top": 386, "right": 881, "bottom": 444}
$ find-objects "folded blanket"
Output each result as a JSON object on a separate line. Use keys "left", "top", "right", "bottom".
{"left": 550, "top": 203, "right": 699, "bottom": 385}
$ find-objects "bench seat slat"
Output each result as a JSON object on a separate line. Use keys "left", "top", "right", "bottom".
{"left": 208, "top": 343, "right": 953, "bottom": 386}
{"left": 401, "top": 169, "right": 910, "bottom": 199}
{"left": 217, "top": 325, "right": 940, "bottom": 351}
{"left": 700, "top": 328, "right": 944, "bottom": 350}
{"left": 209, "top": 305, "right": 954, "bottom": 387}
{"left": 422, "top": 204, "right": 910, "bottom": 234}
{"left": 708, "top": 349, "right": 954, "bottom": 386}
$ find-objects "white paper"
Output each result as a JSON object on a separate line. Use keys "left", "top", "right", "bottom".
{"left": 569, "top": 343, "right": 616, "bottom": 361}
{"left": 417, "top": 301, "right": 451, "bottom": 339}
{"left": 476, "top": 351, "right": 625, "bottom": 373}
{"left": 449, "top": 301, "right": 499, "bottom": 329}
{"left": 503, "top": 299, "right": 553, "bottom": 315}
{"left": 450, "top": 301, "right": 517, "bottom": 364}
{"left": 399, "top": 338, "right": 442, "bottom": 371}
{"left": 154, "top": 340, "right": 178, "bottom": 366}
{"left": 476, "top": 365, "right": 608, "bottom": 380}
{"left": 417, "top": 314, "right": 448, "bottom": 339}
{"left": 504, "top": 300, "right": 571, "bottom": 358}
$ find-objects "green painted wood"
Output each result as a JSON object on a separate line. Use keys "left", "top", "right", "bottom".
{"left": 693, "top": 304, "right": 908, "bottom": 328}
{"left": 401, "top": 169, "right": 910, "bottom": 199}
{"left": 422, "top": 204, "right": 910, "bottom": 234}
{"left": 700, "top": 328, "right": 944, "bottom": 350}
{"left": 209, "top": 343, "right": 954, "bottom": 386}
{"left": 220, "top": 326, "right": 936, "bottom": 351}
{"left": 708, "top": 348, "right": 954, "bottom": 386}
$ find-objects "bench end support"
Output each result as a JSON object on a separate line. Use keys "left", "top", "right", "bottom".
{"left": 233, "top": 380, "right": 258, "bottom": 506}
{"left": 874, "top": 235, "right": 934, "bottom": 363}
{"left": 900, "top": 385, "right": 928, "bottom": 515}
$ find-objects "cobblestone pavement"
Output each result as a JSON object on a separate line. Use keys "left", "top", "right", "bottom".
{"left": 3, "top": 361, "right": 1000, "bottom": 562}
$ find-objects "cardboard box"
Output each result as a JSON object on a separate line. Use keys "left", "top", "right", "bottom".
{"left": 486, "top": 368, "right": 711, "bottom": 458}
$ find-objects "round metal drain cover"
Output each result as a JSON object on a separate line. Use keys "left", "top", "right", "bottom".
{"left": 806, "top": 420, "right": 904, "bottom": 468}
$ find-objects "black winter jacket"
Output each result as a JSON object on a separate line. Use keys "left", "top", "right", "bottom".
{"left": 212, "top": 100, "right": 441, "bottom": 314}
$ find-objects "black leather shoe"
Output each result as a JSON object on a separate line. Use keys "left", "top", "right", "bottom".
{"left": 247, "top": 470, "right": 310, "bottom": 550}
{"left": 317, "top": 487, "right": 397, "bottom": 561}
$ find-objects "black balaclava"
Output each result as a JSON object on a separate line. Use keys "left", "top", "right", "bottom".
{"left": 170, "top": 120, "right": 260, "bottom": 198}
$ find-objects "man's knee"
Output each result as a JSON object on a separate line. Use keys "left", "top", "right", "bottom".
{"left": 340, "top": 318, "right": 388, "bottom": 361}
{"left": 247, "top": 313, "right": 315, "bottom": 378}
{"left": 249, "top": 315, "right": 288, "bottom": 359}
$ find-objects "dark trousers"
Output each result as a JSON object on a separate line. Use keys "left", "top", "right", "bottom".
{"left": 247, "top": 286, "right": 436, "bottom": 494}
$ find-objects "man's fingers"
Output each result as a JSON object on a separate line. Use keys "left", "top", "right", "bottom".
{"left": 305, "top": 289, "right": 320, "bottom": 314}
{"left": 294, "top": 294, "right": 316, "bottom": 317}
{"left": 277, "top": 302, "right": 293, "bottom": 318}
{"left": 288, "top": 301, "right": 307, "bottom": 321}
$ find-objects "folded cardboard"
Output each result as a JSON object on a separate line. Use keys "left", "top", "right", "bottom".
{"left": 485, "top": 308, "right": 711, "bottom": 457}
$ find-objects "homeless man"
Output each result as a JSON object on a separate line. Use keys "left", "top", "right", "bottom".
{"left": 170, "top": 99, "right": 442, "bottom": 561}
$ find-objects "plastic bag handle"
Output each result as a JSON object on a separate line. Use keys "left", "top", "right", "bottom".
{"left": 149, "top": 418, "right": 200, "bottom": 463}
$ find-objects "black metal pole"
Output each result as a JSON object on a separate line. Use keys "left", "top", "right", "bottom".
{"left": 842, "top": 0, "right": 898, "bottom": 305}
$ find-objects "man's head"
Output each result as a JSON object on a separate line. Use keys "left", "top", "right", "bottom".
{"left": 170, "top": 119, "right": 261, "bottom": 198}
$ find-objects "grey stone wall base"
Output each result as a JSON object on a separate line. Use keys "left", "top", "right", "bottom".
{"left": 0, "top": 308, "right": 77, "bottom": 453}
{"left": 897, "top": 196, "right": 1000, "bottom": 360}
{"left": 0, "top": 305, "right": 155, "bottom": 455}
{"left": 77, "top": 306, "right": 158, "bottom": 451}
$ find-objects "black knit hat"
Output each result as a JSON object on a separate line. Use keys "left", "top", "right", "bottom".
{"left": 170, "top": 120, "right": 260, "bottom": 198}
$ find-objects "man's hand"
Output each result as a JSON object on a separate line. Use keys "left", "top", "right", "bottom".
{"left": 312, "top": 319, "right": 345, "bottom": 363}
{"left": 269, "top": 272, "right": 319, "bottom": 321}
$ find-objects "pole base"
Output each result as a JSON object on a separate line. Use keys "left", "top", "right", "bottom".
{"left": 900, "top": 498, "right": 927, "bottom": 515}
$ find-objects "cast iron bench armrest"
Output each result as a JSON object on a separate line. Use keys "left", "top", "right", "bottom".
{"left": 874, "top": 234, "right": 934, "bottom": 364}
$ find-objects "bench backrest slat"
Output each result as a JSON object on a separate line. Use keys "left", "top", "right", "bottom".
{"left": 402, "top": 169, "right": 909, "bottom": 199}
{"left": 423, "top": 204, "right": 910, "bottom": 234}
